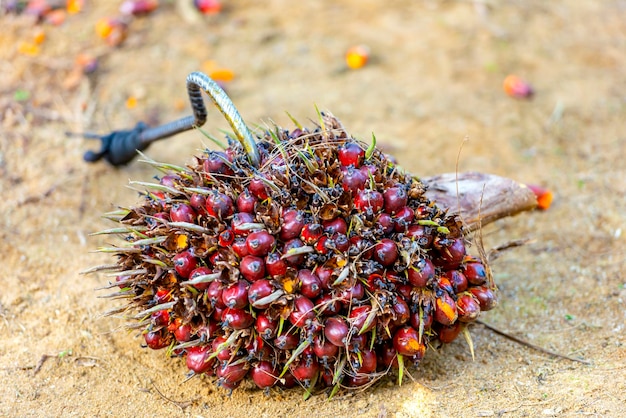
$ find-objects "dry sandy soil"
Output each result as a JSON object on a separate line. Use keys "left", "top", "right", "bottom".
{"left": 1, "top": 1, "right": 625, "bottom": 417}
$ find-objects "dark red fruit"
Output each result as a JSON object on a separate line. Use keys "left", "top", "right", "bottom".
{"left": 216, "top": 360, "right": 249, "bottom": 385}
{"left": 207, "top": 281, "right": 225, "bottom": 308}
{"left": 393, "top": 326, "right": 425, "bottom": 357}
{"left": 434, "top": 293, "right": 458, "bottom": 325}
{"left": 186, "top": 345, "right": 215, "bottom": 374}
{"left": 445, "top": 270, "right": 468, "bottom": 293}
{"left": 377, "top": 343, "right": 399, "bottom": 369}
{"left": 282, "top": 238, "right": 306, "bottom": 266}
{"left": 255, "top": 312, "right": 278, "bottom": 339}
{"left": 240, "top": 255, "right": 266, "bottom": 282}
{"left": 274, "top": 331, "right": 299, "bottom": 350}
{"left": 313, "top": 335, "right": 339, "bottom": 361}
{"left": 437, "top": 276, "right": 455, "bottom": 295}
{"left": 457, "top": 294, "right": 481, "bottom": 322}
{"left": 265, "top": 252, "right": 287, "bottom": 277}
{"left": 373, "top": 239, "right": 398, "bottom": 266}
{"left": 222, "top": 280, "right": 250, "bottom": 309}
{"left": 289, "top": 296, "right": 315, "bottom": 327}
{"left": 338, "top": 142, "right": 365, "bottom": 167}
{"left": 188, "top": 266, "right": 214, "bottom": 291}
{"left": 383, "top": 186, "right": 408, "bottom": 215}
{"left": 330, "top": 233, "right": 350, "bottom": 253}
{"left": 393, "top": 206, "right": 414, "bottom": 232}
{"left": 316, "top": 293, "right": 342, "bottom": 316}
{"left": 469, "top": 286, "right": 498, "bottom": 311}
{"left": 349, "top": 236, "right": 374, "bottom": 259}
{"left": 151, "top": 309, "right": 169, "bottom": 327}
{"left": 236, "top": 189, "right": 257, "bottom": 213}
{"left": 205, "top": 192, "right": 234, "bottom": 220}
{"left": 221, "top": 308, "right": 254, "bottom": 329}
{"left": 315, "top": 266, "right": 335, "bottom": 290}
{"left": 173, "top": 322, "right": 192, "bottom": 342}
{"left": 340, "top": 282, "right": 365, "bottom": 304}
{"left": 347, "top": 333, "right": 368, "bottom": 352}
{"left": 340, "top": 166, "right": 367, "bottom": 192}
{"left": 409, "top": 309, "right": 434, "bottom": 332}
{"left": 322, "top": 217, "right": 348, "bottom": 235}
{"left": 170, "top": 203, "right": 196, "bottom": 223}
{"left": 248, "top": 279, "right": 274, "bottom": 308}
{"left": 354, "top": 189, "right": 384, "bottom": 213}
{"left": 232, "top": 237, "right": 249, "bottom": 258}
{"left": 248, "top": 176, "right": 269, "bottom": 200}
{"left": 218, "top": 228, "right": 234, "bottom": 247}
{"left": 173, "top": 251, "right": 197, "bottom": 278}
{"left": 354, "top": 348, "right": 377, "bottom": 373}
{"left": 348, "top": 305, "right": 376, "bottom": 334}
{"left": 376, "top": 213, "right": 395, "bottom": 234}
{"left": 144, "top": 330, "right": 170, "bottom": 350}
{"left": 212, "top": 335, "right": 234, "bottom": 361}
{"left": 324, "top": 317, "right": 350, "bottom": 347}
{"left": 463, "top": 262, "right": 487, "bottom": 285}
{"left": 246, "top": 230, "right": 276, "bottom": 256}
{"left": 437, "top": 322, "right": 463, "bottom": 343}
{"left": 301, "top": 223, "right": 323, "bottom": 244}
{"left": 250, "top": 361, "right": 278, "bottom": 389}
{"left": 298, "top": 269, "right": 322, "bottom": 299}
{"left": 437, "top": 237, "right": 466, "bottom": 270}
{"left": 280, "top": 209, "right": 305, "bottom": 240}
{"left": 406, "top": 224, "right": 434, "bottom": 248}
{"left": 314, "top": 236, "right": 330, "bottom": 255}
{"left": 407, "top": 257, "right": 435, "bottom": 287}
{"left": 391, "top": 297, "right": 410, "bottom": 326}
{"left": 231, "top": 212, "right": 255, "bottom": 235}
{"left": 291, "top": 357, "right": 320, "bottom": 385}
{"left": 189, "top": 193, "right": 207, "bottom": 213}
{"left": 203, "top": 151, "right": 233, "bottom": 175}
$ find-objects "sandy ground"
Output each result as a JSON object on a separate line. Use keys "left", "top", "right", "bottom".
{"left": 1, "top": 1, "right": 625, "bottom": 417}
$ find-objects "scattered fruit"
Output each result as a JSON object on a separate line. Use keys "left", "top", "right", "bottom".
{"left": 345, "top": 45, "right": 370, "bottom": 70}
{"left": 503, "top": 74, "right": 534, "bottom": 99}
{"left": 526, "top": 184, "right": 553, "bottom": 210}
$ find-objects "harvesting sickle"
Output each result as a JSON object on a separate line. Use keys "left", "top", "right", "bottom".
{"left": 83, "top": 71, "right": 260, "bottom": 167}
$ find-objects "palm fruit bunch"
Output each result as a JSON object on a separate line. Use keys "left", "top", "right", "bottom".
{"left": 98, "top": 112, "right": 497, "bottom": 395}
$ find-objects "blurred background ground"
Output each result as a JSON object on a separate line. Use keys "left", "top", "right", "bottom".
{"left": 1, "top": 1, "right": 625, "bottom": 417}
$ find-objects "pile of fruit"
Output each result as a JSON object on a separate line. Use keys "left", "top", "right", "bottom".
{"left": 99, "top": 113, "right": 497, "bottom": 395}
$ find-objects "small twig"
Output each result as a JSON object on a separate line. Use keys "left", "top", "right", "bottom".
{"left": 150, "top": 381, "right": 196, "bottom": 412}
{"left": 487, "top": 238, "right": 534, "bottom": 262}
{"left": 477, "top": 320, "right": 591, "bottom": 365}
{"left": 33, "top": 354, "right": 53, "bottom": 375}
{"left": 17, "top": 184, "right": 59, "bottom": 207}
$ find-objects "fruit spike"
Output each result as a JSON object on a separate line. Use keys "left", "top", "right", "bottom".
{"left": 88, "top": 72, "right": 538, "bottom": 396}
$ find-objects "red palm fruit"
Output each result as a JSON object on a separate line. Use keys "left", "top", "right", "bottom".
{"left": 170, "top": 203, "right": 196, "bottom": 223}
{"left": 469, "top": 286, "right": 498, "bottom": 311}
{"left": 240, "top": 255, "right": 265, "bottom": 282}
{"left": 196, "top": 320, "right": 220, "bottom": 341}
{"left": 359, "top": 163, "right": 377, "bottom": 178}
{"left": 216, "top": 360, "right": 249, "bottom": 386}
{"left": 315, "top": 236, "right": 330, "bottom": 255}
{"left": 406, "top": 224, "right": 434, "bottom": 248}
{"left": 313, "top": 334, "right": 339, "bottom": 362}
{"left": 437, "top": 276, "right": 454, "bottom": 295}
{"left": 248, "top": 177, "right": 269, "bottom": 200}
{"left": 445, "top": 270, "right": 468, "bottom": 293}
{"left": 340, "top": 165, "right": 367, "bottom": 192}
{"left": 330, "top": 233, "right": 350, "bottom": 253}
{"left": 383, "top": 186, "right": 408, "bottom": 215}
{"left": 194, "top": 0, "right": 221, "bottom": 15}
{"left": 457, "top": 294, "right": 481, "bottom": 322}
{"left": 409, "top": 308, "right": 434, "bottom": 332}
{"left": 316, "top": 293, "right": 342, "bottom": 316}
{"left": 315, "top": 266, "right": 335, "bottom": 290}
{"left": 265, "top": 252, "right": 287, "bottom": 277}
{"left": 211, "top": 305, "right": 225, "bottom": 321}
{"left": 289, "top": 296, "right": 316, "bottom": 327}
{"left": 231, "top": 212, "right": 255, "bottom": 235}
{"left": 298, "top": 269, "right": 321, "bottom": 299}
{"left": 324, "top": 317, "right": 350, "bottom": 347}
{"left": 393, "top": 326, "right": 425, "bottom": 357}
{"left": 203, "top": 151, "right": 233, "bottom": 175}
{"left": 154, "top": 288, "right": 171, "bottom": 303}
{"left": 340, "top": 282, "right": 365, "bottom": 304}
{"left": 373, "top": 239, "right": 398, "bottom": 266}
{"left": 278, "top": 370, "right": 297, "bottom": 389}
{"left": 248, "top": 279, "right": 274, "bottom": 308}
{"left": 338, "top": 142, "right": 365, "bottom": 167}
{"left": 207, "top": 281, "right": 225, "bottom": 308}
{"left": 436, "top": 237, "right": 466, "bottom": 270}
{"left": 232, "top": 237, "right": 249, "bottom": 258}
{"left": 434, "top": 293, "right": 458, "bottom": 325}
{"left": 376, "top": 213, "right": 395, "bottom": 234}
{"left": 348, "top": 305, "right": 376, "bottom": 334}
{"left": 173, "top": 322, "right": 192, "bottom": 342}
{"left": 355, "top": 189, "right": 384, "bottom": 213}
{"left": 377, "top": 343, "right": 399, "bottom": 369}
{"left": 463, "top": 262, "right": 487, "bottom": 285}
{"left": 393, "top": 206, "right": 414, "bottom": 232}
{"left": 349, "top": 236, "right": 374, "bottom": 259}
{"left": 173, "top": 250, "right": 197, "bottom": 278}
{"left": 396, "top": 283, "right": 413, "bottom": 300}
{"left": 205, "top": 192, "right": 234, "bottom": 220}
{"left": 319, "top": 366, "right": 335, "bottom": 387}
{"left": 255, "top": 312, "right": 278, "bottom": 339}
{"left": 391, "top": 297, "right": 410, "bottom": 326}
{"left": 151, "top": 309, "right": 169, "bottom": 327}
{"left": 218, "top": 228, "right": 234, "bottom": 247}
{"left": 186, "top": 345, "right": 215, "bottom": 374}
{"left": 437, "top": 322, "right": 463, "bottom": 343}
{"left": 323, "top": 217, "right": 348, "bottom": 235}
{"left": 221, "top": 280, "right": 250, "bottom": 309}
{"left": 188, "top": 266, "right": 214, "bottom": 291}
{"left": 189, "top": 193, "right": 207, "bottom": 214}
{"left": 282, "top": 238, "right": 306, "bottom": 266}
{"left": 301, "top": 223, "right": 323, "bottom": 244}
{"left": 291, "top": 357, "right": 319, "bottom": 386}
{"left": 236, "top": 188, "right": 257, "bottom": 213}
{"left": 279, "top": 209, "right": 305, "bottom": 240}
{"left": 347, "top": 333, "right": 368, "bottom": 352}
{"left": 250, "top": 361, "right": 278, "bottom": 389}
{"left": 212, "top": 335, "right": 233, "bottom": 361}
{"left": 144, "top": 330, "right": 170, "bottom": 350}
{"left": 246, "top": 230, "right": 275, "bottom": 256}
{"left": 159, "top": 174, "right": 179, "bottom": 187}
{"left": 355, "top": 348, "right": 377, "bottom": 373}
{"left": 274, "top": 331, "right": 299, "bottom": 350}
{"left": 346, "top": 375, "right": 370, "bottom": 387}
{"left": 407, "top": 257, "right": 435, "bottom": 287}
{"left": 221, "top": 308, "right": 254, "bottom": 329}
